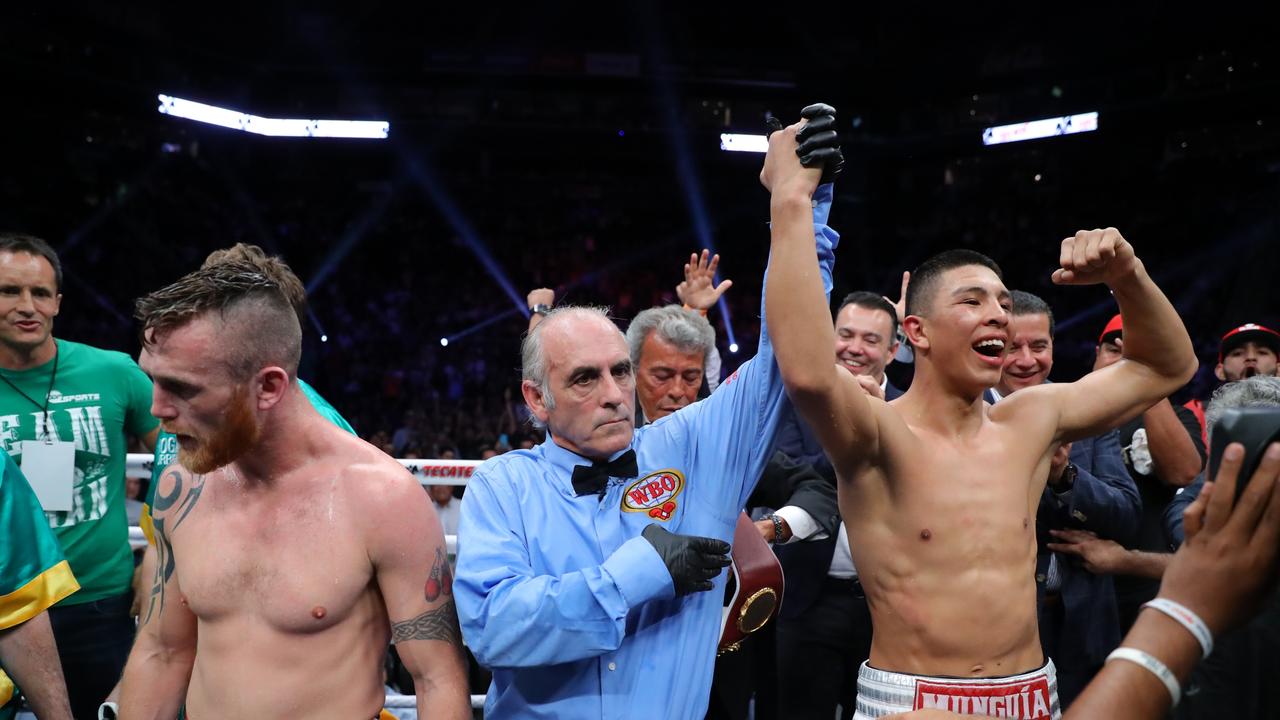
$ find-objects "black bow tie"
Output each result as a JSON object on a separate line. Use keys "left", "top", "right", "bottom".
{"left": 571, "top": 450, "right": 639, "bottom": 498}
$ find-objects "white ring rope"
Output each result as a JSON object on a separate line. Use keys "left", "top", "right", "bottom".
{"left": 125, "top": 453, "right": 475, "bottom": 552}
{"left": 384, "top": 693, "right": 487, "bottom": 710}
{"left": 125, "top": 453, "right": 481, "bottom": 486}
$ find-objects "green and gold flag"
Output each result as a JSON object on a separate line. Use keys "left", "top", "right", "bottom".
{"left": 0, "top": 452, "right": 79, "bottom": 719}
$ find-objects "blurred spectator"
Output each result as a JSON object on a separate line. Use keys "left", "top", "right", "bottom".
{"left": 123, "top": 476, "right": 145, "bottom": 527}
{"left": 0, "top": 234, "right": 159, "bottom": 719}
{"left": 1215, "top": 323, "right": 1280, "bottom": 382}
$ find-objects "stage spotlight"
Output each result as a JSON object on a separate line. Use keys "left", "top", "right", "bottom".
{"left": 729, "top": 343, "right": 739, "bottom": 353}
{"left": 440, "top": 338, "right": 449, "bottom": 347}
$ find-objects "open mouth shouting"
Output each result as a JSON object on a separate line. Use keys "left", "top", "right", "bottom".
{"left": 972, "top": 337, "right": 1006, "bottom": 366}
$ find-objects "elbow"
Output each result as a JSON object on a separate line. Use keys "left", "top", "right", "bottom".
{"left": 1162, "top": 465, "right": 1200, "bottom": 489}
{"left": 1175, "top": 354, "right": 1199, "bottom": 387}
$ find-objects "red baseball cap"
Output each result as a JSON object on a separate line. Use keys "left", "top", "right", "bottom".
{"left": 1219, "top": 323, "right": 1280, "bottom": 362}
{"left": 1098, "top": 314, "right": 1124, "bottom": 344}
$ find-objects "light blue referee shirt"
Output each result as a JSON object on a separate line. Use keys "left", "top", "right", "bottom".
{"left": 455, "top": 185, "right": 838, "bottom": 719}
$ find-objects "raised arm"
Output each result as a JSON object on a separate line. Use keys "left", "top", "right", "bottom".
{"left": 1047, "top": 229, "right": 1198, "bottom": 442}
{"left": 119, "top": 467, "right": 200, "bottom": 720}
{"left": 763, "top": 118, "right": 881, "bottom": 475}
{"left": 364, "top": 467, "right": 470, "bottom": 720}
{"left": 661, "top": 109, "right": 842, "bottom": 512}
{"left": 526, "top": 288, "right": 555, "bottom": 333}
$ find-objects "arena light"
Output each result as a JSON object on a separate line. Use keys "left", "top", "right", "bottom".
{"left": 719, "top": 133, "right": 769, "bottom": 153}
{"left": 157, "top": 94, "right": 389, "bottom": 139}
{"left": 982, "top": 112, "right": 1097, "bottom": 146}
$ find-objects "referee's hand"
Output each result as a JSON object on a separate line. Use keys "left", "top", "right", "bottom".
{"left": 642, "top": 524, "right": 731, "bottom": 596}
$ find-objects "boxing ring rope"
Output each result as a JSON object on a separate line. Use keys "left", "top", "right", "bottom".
{"left": 124, "top": 454, "right": 473, "bottom": 551}
{"left": 124, "top": 453, "right": 487, "bottom": 712}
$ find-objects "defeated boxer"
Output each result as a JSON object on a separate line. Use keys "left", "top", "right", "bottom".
{"left": 117, "top": 259, "right": 469, "bottom": 719}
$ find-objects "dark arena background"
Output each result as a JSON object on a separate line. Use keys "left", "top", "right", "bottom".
{"left": 4, "top": 3, "right": 1277, "bottom": 455}
{"left": 2, "top": 4, "right": 1280, "bottom": 717}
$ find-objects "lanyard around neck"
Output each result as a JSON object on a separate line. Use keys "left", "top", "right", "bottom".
{"left": 0, "top": 344, "right": 60, "bottom": 440}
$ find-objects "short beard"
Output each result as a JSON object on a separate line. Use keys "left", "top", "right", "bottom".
{"left": 179, "top": 386, "right": 261, "bottom": 474}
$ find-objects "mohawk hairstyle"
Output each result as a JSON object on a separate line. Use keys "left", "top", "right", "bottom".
{"left": 135, "top": 259, "right": 301, "bottom": 379}
{"left": 201, "top": 243, "right": 307, "bottom": 322}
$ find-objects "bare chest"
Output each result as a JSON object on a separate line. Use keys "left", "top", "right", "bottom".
{"left": 851, "top": 431, "right": 1044, "bottom": 559}
{"left": 173, "top": 490, "right": 374, "bottom": 634}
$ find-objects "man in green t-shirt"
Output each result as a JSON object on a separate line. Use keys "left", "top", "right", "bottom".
{"left": 0, "top": 453, "right": 79, "bottom": 720}
{"left": 0, "top": 233, "right": 159, "bottom": 720}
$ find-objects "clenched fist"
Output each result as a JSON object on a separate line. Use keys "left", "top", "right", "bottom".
{"left": 1052, "top": 227, "right": 1141, "bottom": 286}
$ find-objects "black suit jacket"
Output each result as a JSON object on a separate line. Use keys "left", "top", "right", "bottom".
{"left": 1036, "top": 429, "right": 1140, "bottom": 668}
{"left": 744, "top": 451, "right": 840, "bottom": 540}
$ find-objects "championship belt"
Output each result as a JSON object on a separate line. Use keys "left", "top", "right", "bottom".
{"left": 718, "top": 512, "right": 785, "bottom": 655}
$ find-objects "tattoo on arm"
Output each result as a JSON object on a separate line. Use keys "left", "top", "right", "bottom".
{"left": 391, "top": 601, "right": 462, "bottom": 646}
{"left": 424, "top": 547, "right": 453, "bottom": 602}
{"left": 144, "top": 470, "right": 206, "bottom": 623}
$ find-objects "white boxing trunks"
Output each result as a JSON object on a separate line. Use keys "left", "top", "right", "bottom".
{"left": 854, "top": 659, "right": 1061, "bottom": 719}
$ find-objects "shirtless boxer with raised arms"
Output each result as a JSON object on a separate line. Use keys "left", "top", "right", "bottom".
{"left": 760, "top": 124, "right": 1196, "bottom": 719}
{"left": 117, "top": 262, "right": 469, "bottom": 719}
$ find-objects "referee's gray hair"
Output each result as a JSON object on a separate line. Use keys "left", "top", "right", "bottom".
{"left": 521, "top": 305, "right": 617, "bottom": 419}
{"left": 1205, "top": 375, "right": 1280, "bottom": 444}
{"left": 625, "top": 305, "right": 715, "bottom": 370}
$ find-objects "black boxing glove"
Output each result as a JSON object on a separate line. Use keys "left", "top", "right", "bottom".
{"left": 642, "top": 523, "right": 732, "bottom": 596}
{"left": 796, "top": 103, "right": 844, "bottom": 184}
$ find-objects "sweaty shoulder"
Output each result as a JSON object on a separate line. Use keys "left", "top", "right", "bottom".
{"left": 330, "top": 435, "right": 429, "bottom": 516}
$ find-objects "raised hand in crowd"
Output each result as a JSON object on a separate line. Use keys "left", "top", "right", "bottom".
{"left": 883, "top": 270, "right": 910, "bottom": 326}
{"left": 676, "top": 249, "right": 733, "bottom": 313}
{"left": 526, "top": 287, "right": 555, "bottom": 332}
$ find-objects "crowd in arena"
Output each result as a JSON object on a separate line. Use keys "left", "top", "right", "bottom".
{"left": 4, "top": 15, "right": 1280, "bottom": 719}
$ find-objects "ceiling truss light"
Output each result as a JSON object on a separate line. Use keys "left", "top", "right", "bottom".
{"left": 982, "top": 112, "right": 1097, "bottom": 146}
{"left": 719, "top": 133, "right": 769, "bottom": 153}
{"left": 157, "top": 94, "right": 389, "bottom": 139}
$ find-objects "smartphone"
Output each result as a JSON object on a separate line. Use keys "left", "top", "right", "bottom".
{"left": 1206, "top": 407, "right": 1280, "bottom": 499}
